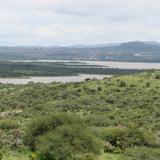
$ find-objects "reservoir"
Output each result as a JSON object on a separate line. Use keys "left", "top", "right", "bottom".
{"left": 0, "top": 74, "right": 111, "bottom": 84}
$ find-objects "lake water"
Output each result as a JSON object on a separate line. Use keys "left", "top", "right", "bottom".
{"left": 1, "top": 60, "right": 159, "bottom": 84}
{"left": 0, "top": 74, "right": 111, "bottom": 84}
{"left": 14, "top": 60, "right": 160, "bottom": 70}
{"left": 82, "top": 61, "right": 160, "bottom": 70}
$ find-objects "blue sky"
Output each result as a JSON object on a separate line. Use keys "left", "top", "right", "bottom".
{"left": 0, "top": 0, "right": 160, "bottom": 46}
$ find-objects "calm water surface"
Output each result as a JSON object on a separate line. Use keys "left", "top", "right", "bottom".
{"left": 1, "top": 60, "right": 159, "bottom": 84}
{"left": 14, "top": 60, "right": 160, "bottom": 70}
{"left": 0, "top": 74, "right": 111, "bottom": 84}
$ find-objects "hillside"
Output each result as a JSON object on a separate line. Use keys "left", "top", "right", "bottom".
{"left": 0, "top": 71, "right": 160, "bottom": 160}
{"left": 0, "top": 41, "right": 160, "bottom": 62}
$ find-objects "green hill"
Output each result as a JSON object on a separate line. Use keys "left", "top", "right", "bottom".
{"left": 0, "top": 71, "right": 160, "bottom": 160}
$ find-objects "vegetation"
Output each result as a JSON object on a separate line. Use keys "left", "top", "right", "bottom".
{"left": 0, "top": 71, "right": 160, "bottom": 159}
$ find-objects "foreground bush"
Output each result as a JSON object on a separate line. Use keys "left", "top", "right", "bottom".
{"left": 24, "top": 113, "right": 102, "bottom": 160}
{"left": 24, "top": 113, "right": 83, "bottom": 150}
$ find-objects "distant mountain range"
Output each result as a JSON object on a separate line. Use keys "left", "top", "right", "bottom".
{"left": 0, "top": 41, "right": 160, "bottom": 62}
{"left": 69, "top": 43, "right": 121, "bottom": 48}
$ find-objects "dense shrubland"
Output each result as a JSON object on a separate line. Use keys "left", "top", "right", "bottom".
{"left": 0, "top": 71, "right": 160, "bottom": 160}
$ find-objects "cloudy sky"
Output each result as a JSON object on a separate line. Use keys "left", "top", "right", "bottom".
{"left": 0, "top": 0, "right": 160, "bottom": 46}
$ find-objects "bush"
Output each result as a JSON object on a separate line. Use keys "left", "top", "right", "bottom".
{"left": 0, "top": 152, "right": 2, "bottom": 160}
{"left": 101, "top": 127, "right": 160, "bottom": 152}
{"left": 29, "top": 153, "right": 38, "bottom": 160}
{"left": 37, "top": 133, "right": 72, "bottom": 160}
{"left": 24, "top": 113, "right": 102, "bottom": 160}
{"left": 85, "top": 114, "right": 112, "bottom": 127}
{"left": 0, "top": 119, "right": 19, "bottom": 130}
{"left": 36, "top": 124, "right": 101, "bottom": 160}
{"left": 145, "top": 82, "right": 151, "bottom": 87}
{"left": 106, "top": 94, "right": 116, "bottom": 104}
{"left": 54, "top": 101, "right": 82, "bottom": 112}
{"left": 118, "top": 80, "right": 127, "bottom": 87}
{"left": 72, "top": 153, "right": 94, "bottom": 160}
{"left": 24, "top": 113, "right": 83, "bottom": 150}
{"left": 152, "top": 72, "right": 160, "bottom": 79}
{"left": 120, "top": 147, "right": 160, "bottom": 160}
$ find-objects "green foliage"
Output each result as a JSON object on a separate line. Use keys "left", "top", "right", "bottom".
{"left": 24, "top": 113, "right": 83, "bottom": 150}
{"left": 29, "top": 153, "right": 38, "bottom": 160}
{"left": 106, "top": 94, "right": 116, "bottom": 104}
{"left": 24, "top": 114, "right": 101, "bottom": 160}
{"left": 152, "top": 71, "right": 160, "bottom": 79}
{"left": 0, "top": 119, "right": 19, "bottom": 130}
{"left": 120, "top": 147, "right": 160, "bottom": 160}
{"left": 36, "top": 124, "right": 101, "bottom": 160}
{"left": 0, "top": 71, "right": 159, "bottom": 159}
{"left": 37, "top": 132, "right": 72, "bottom": 160}
{"left": 101, "top": 127, "right": 160, "bottom": 152}
{"left": 72, "top": 153, "right": 95, "bottom": 160}
{"left": 0, "top": 151, "right": 2, "bottom": 160}
{"left": 85, "top": 114, "right": 113, "bottom": 127}
{"left": 118, "top": 80, "right": 127, "bottom": 87}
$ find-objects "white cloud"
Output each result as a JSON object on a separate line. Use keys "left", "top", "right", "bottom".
{"left": 0, "top": 0, "right": 160, "bottom": 45}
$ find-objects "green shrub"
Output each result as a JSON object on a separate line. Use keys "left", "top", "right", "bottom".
{"left": 152, "top": 72, "right": 160, "bottom": 79}
{"left": 118, "top": 80, "right": 127, "bottom": 87}
{"left": 54, "top": 101, "right": 82, "bottom": 112}
{"left": 101, "top": 127, "right": 160, "bottom": 152}
{"left": 29, "top": 153, "right": 38, "bottom": 160}
{"left": 120, "top": 147, "right": 160, "bottom": 160}
{"left": 36, "top": 124, "right": 101, "bottom": 160}
{"left": 85, "top": 114, "right": 112, "bottom": 127}
{"left": 0, "top": 152, "right": 2, "bottom": 160}
{"left": 145, "top": 82, "right": 151, "bottom": 87}
{"left": 106, "top": 94, "right": 116, "bottom": 104}
{"left": 24, "top": 113, "right": 83, "bottom": 150}
{"left": 0, "top": 119, "right": 19, "bottom": 130}
{"left": 24, "top": 113, "right": 102, "bottom": 160}
{"left": 97, "top": 86, "right": 102, "bottom": 91}
{"left": 72, "top": 153, "right": 94, "bottom": 160}
{"left": 36, "top": 131, "right": 72, "bottom": 160}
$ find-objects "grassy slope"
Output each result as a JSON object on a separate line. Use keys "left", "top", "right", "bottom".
{"left": 0, "top": 71, "right": 160, "bottom": 160}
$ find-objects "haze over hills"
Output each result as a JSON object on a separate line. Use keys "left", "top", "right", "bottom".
{"left": 69, "top": 43, "right": 121, "bottom": 48}
{"left": 0, "top": 41, "right": 160, "bottom": 62}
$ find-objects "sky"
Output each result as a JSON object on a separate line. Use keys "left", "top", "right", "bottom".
{"left": 0, "top": 0, "right": 160, "bottom": 46}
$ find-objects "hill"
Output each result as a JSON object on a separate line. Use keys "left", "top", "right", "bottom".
{"left": 0, "top": 71, "right": 160, "bottom": 160}
{"left": 0, "top": 41, "right": 160, "bottom": 62}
